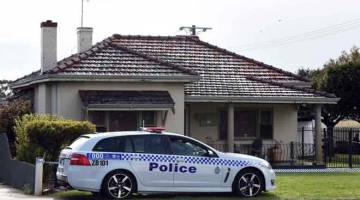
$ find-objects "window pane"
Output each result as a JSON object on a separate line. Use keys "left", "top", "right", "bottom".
{"left": 109, "top": 111, "right": 138, "bottom": 131}
{"left": 93, "top": 137, "right": 124, "bottom": 152}
{"left": 169, "top": 137, "right": 208, "bottom": 157}
{"left": 88, "top": 111, "right": 106, "bottom": 132}
{"left": 260, "top": 125, "right": 273, "bottom": 139}
{"left": 142, "top": 111, "right": 156, "bottom": 127}
{"left": 234, "top": 111, "right": 257, "bottom": 138}
{"left": 261, "top": 111, "right": 272, "bottom": 124}
{"left": 130, "top": 135, "right": 167, "bottom": 154}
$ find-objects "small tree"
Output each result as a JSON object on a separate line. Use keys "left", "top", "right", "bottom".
{"left": 297, "top": 47, "right": 360, "bottom": 128}
{"left": 0, "top": 99, "right": 32, "bottom": 156}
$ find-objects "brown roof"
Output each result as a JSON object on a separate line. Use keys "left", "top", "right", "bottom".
{"left": 11, "top": 34, "right": 338, "bottom": 102}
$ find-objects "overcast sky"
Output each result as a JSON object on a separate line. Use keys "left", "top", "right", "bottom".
{"left": 1, "top": 0, "right": 360, "bottom": 80}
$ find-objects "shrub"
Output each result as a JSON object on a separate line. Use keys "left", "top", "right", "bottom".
{"left": 0, "top": 99, "right": 32, "bottom": 156}
{"left": 15, "top": 114, "right": 96, "bottom": 163}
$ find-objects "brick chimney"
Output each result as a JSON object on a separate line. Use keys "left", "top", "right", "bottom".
{"left": 77, "top": 27, "right": 93, "bottom": 53}
{"left": 40, "top": 20, "right": 57, "bottom": 74}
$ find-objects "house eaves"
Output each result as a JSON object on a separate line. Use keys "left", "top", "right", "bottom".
{"left": 185, "top": 96, "right": 340, "bottom": 104}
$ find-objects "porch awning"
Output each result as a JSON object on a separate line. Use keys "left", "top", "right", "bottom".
{"left": 79, "top": 90, "right": 175, "bottom": 111}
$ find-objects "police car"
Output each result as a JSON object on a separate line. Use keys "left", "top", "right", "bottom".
{"left": 56, "top": 128, "right": 275, "bottom": 199}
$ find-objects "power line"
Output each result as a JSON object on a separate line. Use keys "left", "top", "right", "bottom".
{"left": 234, "top": 17, "right": 360, "bottom": 50}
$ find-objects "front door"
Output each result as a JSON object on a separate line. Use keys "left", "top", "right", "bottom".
{"left": 169, "top": 136, "right": 223, "bottom": 187}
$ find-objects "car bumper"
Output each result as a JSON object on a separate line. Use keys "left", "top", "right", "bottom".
{"left": 264, "top": 168, "right": 276, "bottom": 191}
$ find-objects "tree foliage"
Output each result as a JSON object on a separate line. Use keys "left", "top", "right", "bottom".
{"left": 297, "top": 47, "right": 360, "bottom": 127}
{"left": 0, "top": 99, "right": 32, "bottom": 156}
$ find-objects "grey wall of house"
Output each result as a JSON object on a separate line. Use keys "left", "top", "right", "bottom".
{"left": 188, "top": 103, "right": 298, "bottom": 144}
{"left": 0, "top": 133, "right": 35, "bottom": 193}
{"left": 34, "top": 82, "right": 185, "bottom": 134}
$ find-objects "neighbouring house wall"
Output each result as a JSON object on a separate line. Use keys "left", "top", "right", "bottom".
{"left": 189, "top": 103, "right": 298, "bottom": 144}
{"left": 36, "top": 81, "right": 185, "bottom": 134}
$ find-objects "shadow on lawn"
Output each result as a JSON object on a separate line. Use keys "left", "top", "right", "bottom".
{"left": 56, "top": 192, "right": 280, "bottom": 200}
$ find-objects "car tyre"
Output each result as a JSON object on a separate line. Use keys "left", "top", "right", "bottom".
{"left": 233, "top": 168, "right": 264, "bottom": 197}
{"left": 102, "top": 170, "right": 136, "bottom": 199}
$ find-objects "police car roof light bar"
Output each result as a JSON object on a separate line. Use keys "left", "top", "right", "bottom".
{"left": 142, "top": 127, "right": 166, "bottom": 133}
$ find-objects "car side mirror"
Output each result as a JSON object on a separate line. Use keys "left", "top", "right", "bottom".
{"left": 208, "top": 150, "right": 216, "bottom": 158}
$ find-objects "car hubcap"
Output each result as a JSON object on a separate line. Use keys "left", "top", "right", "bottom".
{"left": 238, "top": 173, "right": 261, "bottom": 197}
{"left": 108, "top": 173, "right": 132, "bottom": 199}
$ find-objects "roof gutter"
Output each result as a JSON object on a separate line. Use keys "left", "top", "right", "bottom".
{"left": 10, "top": 74, "right": 199, "bottom": 89}
{"left": 185, "top": 96, "right": 340, "bottom": 104}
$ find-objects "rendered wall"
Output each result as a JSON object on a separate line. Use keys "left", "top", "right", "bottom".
{"left": 189, "top": 103, "right": 298, "bottom": 144}
{"left": 37, "top": 81, "right": 185, "bottom": 134}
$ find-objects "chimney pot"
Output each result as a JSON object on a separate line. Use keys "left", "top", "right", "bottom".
{"left": 40, "top": 20, "right": 57, "bottom": 28}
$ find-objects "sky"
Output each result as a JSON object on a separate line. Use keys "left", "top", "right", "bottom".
{"left": 1, "top": 0, "right": 360, "bottom": 80}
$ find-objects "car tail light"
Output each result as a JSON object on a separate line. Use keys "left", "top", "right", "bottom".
{"left": 70, "top": 153, "right": 90, "bottom": 166}
{"left": 143, "top": 127, "right": 166, "bottom": 133}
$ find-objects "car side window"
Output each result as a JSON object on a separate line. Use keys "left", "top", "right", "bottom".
{"left": 93, "top": 136, "right": 132, "bottom": 152}
{"left": 93, "top": 137, "right": 122, "bottom": 152}
{"left": 169, "top": 136, "right": 209, "bottom": 157}
{"left": 129, "top": 135, "right": 169, "bottom": 154}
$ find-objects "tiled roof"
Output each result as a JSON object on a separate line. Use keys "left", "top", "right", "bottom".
{"left": 110, "top": 35, "right": 332, "bottom": 99}
{"left": 12, "top": 34, "right": 337, "bottom": 102}
{"left": 79, "top": 90, "right": 174, "bottom": 107}
{"left": 49, "top": 40, "right": 197, "bottom": 79}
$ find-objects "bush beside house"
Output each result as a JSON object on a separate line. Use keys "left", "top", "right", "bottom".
{"left": 0, "top": 99, "right": 32, "bottom": 156}
{"left": 15, "top": 114, "right": 96, "bottom": 163}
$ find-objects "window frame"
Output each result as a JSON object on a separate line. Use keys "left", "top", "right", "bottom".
{"left": 168, "top": 135, "right": 218, "bottom": 158}
{"left": 218, "top": 108, "right": 274, "bottom": 140}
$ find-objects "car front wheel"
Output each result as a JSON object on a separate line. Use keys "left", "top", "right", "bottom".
{"left": 234, "top": 169, "right": 264, "bottom": 197}
{"left": 102, "top": 171, "right": 135, "bottom": 199}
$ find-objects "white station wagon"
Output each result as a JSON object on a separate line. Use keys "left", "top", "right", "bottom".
{"left": 57, "top": 128, "right": 276, "bottom": 199}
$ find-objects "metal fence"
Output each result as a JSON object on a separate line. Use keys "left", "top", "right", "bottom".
{"left": 208, "top": 142, "right": 316, "bottom": 168}
{"left": 323, "top": 127, "right": 360, "bottom": 168}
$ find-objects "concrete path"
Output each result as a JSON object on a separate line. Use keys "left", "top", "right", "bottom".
{"left": 0, "top": 183, "right": 53, "bottom": 200}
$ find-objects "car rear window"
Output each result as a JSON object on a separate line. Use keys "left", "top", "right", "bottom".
{"left": 69, "top": 136, "right": 90, "bottom": 150}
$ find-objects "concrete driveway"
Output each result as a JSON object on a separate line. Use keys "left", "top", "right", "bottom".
{"left": 0, "top": 183, "right": 53, "bottom": 200}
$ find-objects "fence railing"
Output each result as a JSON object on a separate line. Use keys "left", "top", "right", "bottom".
{"left": 208, "top": 142, "right": 316, "bottom": 168}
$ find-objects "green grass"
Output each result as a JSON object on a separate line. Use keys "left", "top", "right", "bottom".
{"left": 52, "top": 173, "right": 360, "bottom": 200}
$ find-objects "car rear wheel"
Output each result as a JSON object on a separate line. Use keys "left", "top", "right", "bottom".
{"left": 234, "top": 169, "right": 264, "bottom": 197}
{"left": 102, "top": 171, "right": 135, "bottom": 199}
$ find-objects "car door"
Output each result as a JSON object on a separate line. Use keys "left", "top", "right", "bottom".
{"left": 126, "top": 134, "right": 173, "bottom": 187}
{"left": 169, "top": 136, "right": 223, "bottom": 187}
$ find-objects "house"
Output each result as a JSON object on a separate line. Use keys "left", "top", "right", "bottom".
{"left": 11, "top": 20, "right": 339, "bottom": 163}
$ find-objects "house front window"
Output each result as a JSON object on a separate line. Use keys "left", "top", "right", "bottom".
{"left": 88, "top": 111, "right": 157, "bottom": 132}
{"left": 219, "top": 109, "right": 273, "bottom": 140}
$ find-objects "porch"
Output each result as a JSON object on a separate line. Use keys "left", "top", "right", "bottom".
{"left": 185, "top": 102, "right": 324, "bottom": 166}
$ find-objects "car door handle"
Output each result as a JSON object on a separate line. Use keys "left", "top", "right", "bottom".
{"left": 131, "top": 155, "right": 140, "bottom": 161}
{"left": 176, "top": 159, "right": 185, "bottom": 163}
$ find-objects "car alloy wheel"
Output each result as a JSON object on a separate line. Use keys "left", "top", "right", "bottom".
{"left": 107, "top": 173, "right": 133, "bottom": 199}
{"left": 238, "top": 173, "right": 262, "bottom": 197}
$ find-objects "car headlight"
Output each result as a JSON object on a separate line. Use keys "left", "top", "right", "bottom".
{"left": 259, "top": 161, "right": 272, "bottom": 169}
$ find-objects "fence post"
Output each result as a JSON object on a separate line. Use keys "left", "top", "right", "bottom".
{"left": 301, "top": 127, "right": 305, "bottom": 160}
{"left": 290, "top": 142, "right": 294, "bottom": 161}
{"left": 34, "top": 157, "right": 44, "bottom": 196}
{"left": 349, "top": 129, "right": 353, "bottom": 168}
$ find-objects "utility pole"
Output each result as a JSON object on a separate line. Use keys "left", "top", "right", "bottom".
{"left": 179, "top": 25, "right": 212, "bottom": 36}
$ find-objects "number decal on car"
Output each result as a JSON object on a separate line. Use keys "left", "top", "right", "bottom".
{"left": 91, "top": 160, "right": 108, "bottom": 166}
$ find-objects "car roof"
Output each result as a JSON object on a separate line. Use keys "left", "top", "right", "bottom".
{"left": 83, "top": 131, "right": 183, "bottom": 139}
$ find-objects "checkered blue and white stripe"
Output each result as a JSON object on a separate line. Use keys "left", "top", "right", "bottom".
{"left": 87, "top": 152, "right": 250, "bottom": 167}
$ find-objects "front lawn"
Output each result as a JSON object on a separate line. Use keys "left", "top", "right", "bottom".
{"left": 52, "top": 173, "right": 360, "bottom": 200}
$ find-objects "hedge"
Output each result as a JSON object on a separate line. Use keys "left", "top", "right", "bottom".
{"left": 15, "top": 114, "right": 96, "bottom": 163}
